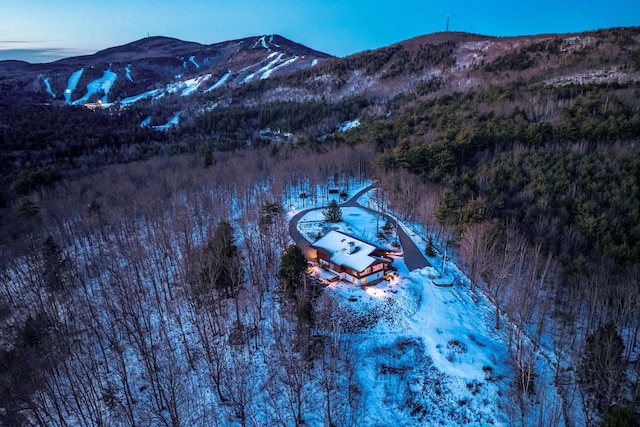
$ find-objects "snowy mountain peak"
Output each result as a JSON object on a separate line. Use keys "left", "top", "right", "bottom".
{"left": 0, "top": 34, "right": 331, "bottom": 106}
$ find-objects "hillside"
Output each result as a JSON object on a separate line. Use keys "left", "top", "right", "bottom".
{"left": 1, "top": 27, "right": 640, "bottom": 426}
{"left": 0, "top": 34, "right": 331, "bottom": 107}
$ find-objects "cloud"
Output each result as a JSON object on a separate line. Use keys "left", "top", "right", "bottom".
{"left": 0, "top": 46, "right": 91, "bottom": 63}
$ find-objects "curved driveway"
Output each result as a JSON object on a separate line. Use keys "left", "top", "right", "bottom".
{"left": 288, "top": 185, "right": 431, "bottom": 271}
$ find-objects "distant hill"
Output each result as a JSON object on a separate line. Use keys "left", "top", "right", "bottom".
{"left": 1, "top": 27, "right": 638, "bottom": 112}
{"left": 0, "top": 34, "right": 331, "bottom": 106}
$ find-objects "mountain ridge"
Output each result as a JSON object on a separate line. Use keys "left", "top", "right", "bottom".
{"left": 0, "top": 33, "right": 332, "bottom": 106}
{"left": 1, "top": 27, "right": 638, "bottom": 108}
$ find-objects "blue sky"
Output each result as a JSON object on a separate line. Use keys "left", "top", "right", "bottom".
{"left": 1, "top": 0, "right": 638, "bottom": 63}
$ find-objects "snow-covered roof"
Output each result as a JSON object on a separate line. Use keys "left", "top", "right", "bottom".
{"left": 312, "top": 230, "right": 387, "bottom": 273}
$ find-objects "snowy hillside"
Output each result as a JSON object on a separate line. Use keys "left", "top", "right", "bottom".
{"left": 0, "top": 34, "right": 330, "bottom": 106}
{"left": 288, "top": 188, "right": 567, "bottom": 426}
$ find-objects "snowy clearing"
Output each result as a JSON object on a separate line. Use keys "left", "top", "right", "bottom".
{"left": 338, "top": 119, "right": 361, "bottom": 132}
{"left": 121, "top": 88, "right": 165, "bottom": 106}
{"left": 204, "top": 71, "right": 231, "bottom": 92}
{"left": 42, "top": 76, "right": 56, "bottom": 98}
{"left": 261, "top": 55, "right": 298, "bottom": 80}
{"left": 152, "top": 113, "right": 179, "bottom": 130}
{"left": 253, "top": 35, "right": 272, "bottom": 51}
{"left": 72, "top": 69, "right": 117, "bottom": 105}
{"left": 125, "top": 64, "right": 133, "bottom": 82}
{"left": 178, "top": 74, "right": 212, "bottom": 96}
{"left": 64, "top": 68, "right": 84, "bottom": 104}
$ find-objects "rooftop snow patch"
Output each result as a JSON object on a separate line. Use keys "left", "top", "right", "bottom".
{"left": 313, "top": 230, "right": 385, "bottom": 273}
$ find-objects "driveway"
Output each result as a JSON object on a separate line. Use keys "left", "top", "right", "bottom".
{"left": 288, "top": 184, "right": 431, "bottom": 271}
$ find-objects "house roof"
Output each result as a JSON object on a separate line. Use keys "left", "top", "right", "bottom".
{"left": 312, "top": 230, "right": 387, "bottom": 273}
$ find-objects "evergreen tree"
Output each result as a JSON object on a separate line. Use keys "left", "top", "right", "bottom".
{"left": 195, "top": 220, "right": 242, "bottom": 301}
{"left": 578, "top": 321, "right": 628, "bottom": 423}
{"left": 602, "top": 405, "right": 639, "bottom": 427}
{"left": 323, "top": 200, "right": 343, "bottom": 223}
{"left": 425, "top": 237, "right": 437, "bottom": 257}
{"left": 278, "top": 244, "right": 308, "bottom": 300}
{"left": 42, "top": 235, "right": 66, "bottom": 292}
{"left": 259, "top": 201, "right": 280, "bottom": 232}
{"left": 382, "top": 219, "right": 393, "bottom": 234}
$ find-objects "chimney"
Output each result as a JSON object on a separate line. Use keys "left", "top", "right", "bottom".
{"left": 347, "top": 241, "right": 356, "bottom": 254}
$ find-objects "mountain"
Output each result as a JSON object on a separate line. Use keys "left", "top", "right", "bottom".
{"left": 238, "top": 28, "right": 640, "bottom": 105}
{"left": 2, "top": 28, "right": 639, "bottom": 113}
{"left": 0, "top": 34, "right": 331, "bottom": 106}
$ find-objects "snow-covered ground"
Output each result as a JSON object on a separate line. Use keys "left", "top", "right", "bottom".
{"left": 2, "top": 175, "right": 573, "bottom": 426}
{"left": 152, "top": 113, "right": 179, "bottom": 130}
{"left": 287, "top": 186, "right": 568, "bottom": 426}
{"left": 120, "top": 72, "right": 215, "bottom": 106}
{"left": 121, "top": 89, "right": 165, "bottom": 106}
{"left": 64, "top": 68, "right": 84, "bottom": 104}
{"left": 338, "top": 119, "right": 361, "bottom": 132}
{"left": 544, "top": 67, "right": 632, "bottom": 86}
{"left": 253, "top": 35, "right": 274, "bottom": 51}
{"left": 205, "top": 71, "right": 231, "bottom": 92}
{"left": 244, "top": 53, "right": 284, "bottom": 82}
{"left": 176, "top": 74, "right": 211, "bottom": 96}
{"left": 297, "top": 206, "right": 396, "bottom": 250}
{"left": 140, "top": 116, "right": 152, "bottom": 128}
{"left": 261, "top": 55, "right": 298, "bottom": 80}
{"left": 43, "top": 76, "right": 56, "bottom": 98}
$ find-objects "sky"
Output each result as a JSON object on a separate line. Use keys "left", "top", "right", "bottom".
{"left": 1, "top": 0, "right": 639, "bottom": 63}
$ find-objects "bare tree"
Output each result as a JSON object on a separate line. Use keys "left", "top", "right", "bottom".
{"left": 459, "top": 221, "right": 496, "bottom": 292}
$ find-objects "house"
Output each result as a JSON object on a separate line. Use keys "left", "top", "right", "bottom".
{"left": 310, "top": 230, "right": 393, "bottom": 285}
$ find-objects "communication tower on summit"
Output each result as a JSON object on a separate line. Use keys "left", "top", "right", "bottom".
{"left": 446, "top": 15, "right": 450, "bottom": 32}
